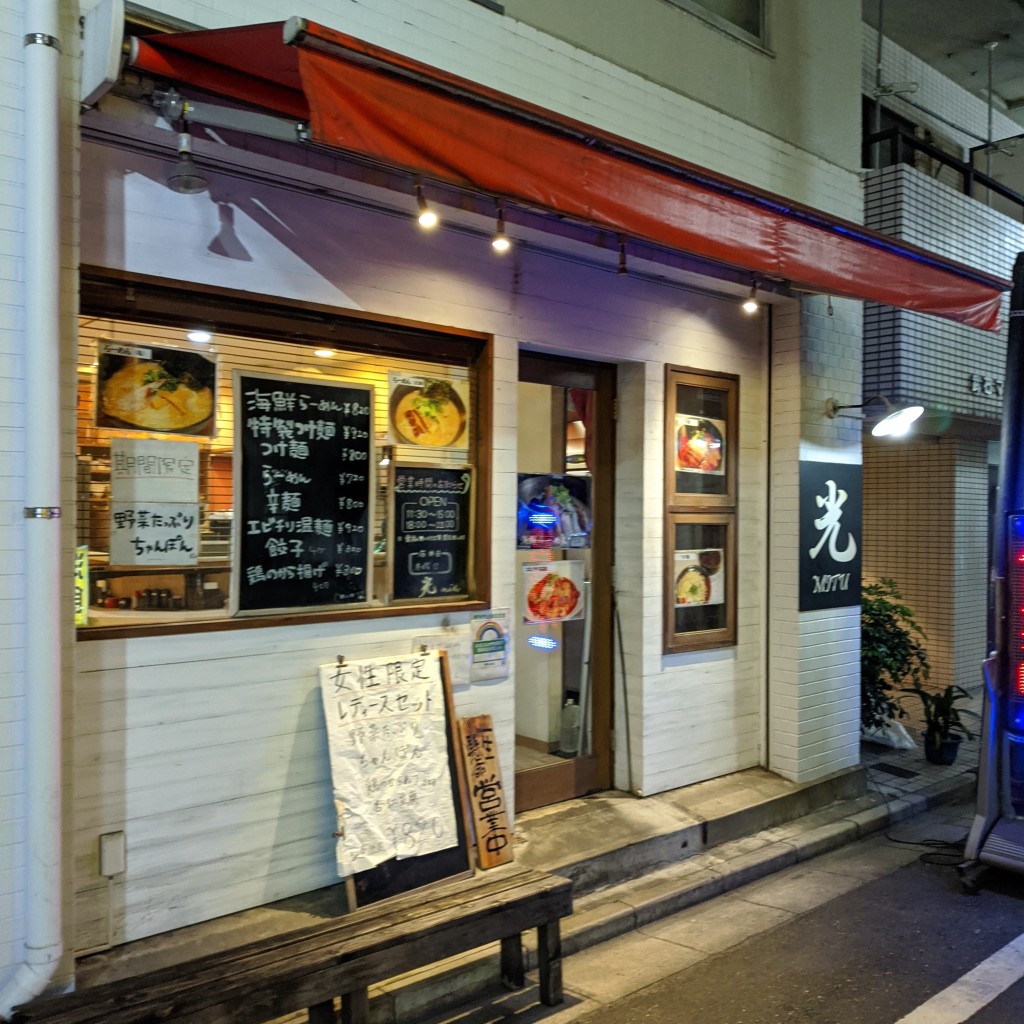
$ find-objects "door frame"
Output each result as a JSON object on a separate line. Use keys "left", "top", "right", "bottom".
{"left": 515, "top": 351, "right": 616, "bottom": 812}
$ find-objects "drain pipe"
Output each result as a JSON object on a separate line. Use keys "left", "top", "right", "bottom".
{"left": 0, "top": 0, "right": 66, "bottom": 1017}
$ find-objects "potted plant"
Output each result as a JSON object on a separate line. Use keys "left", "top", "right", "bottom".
{"left": 861, "top": 579, "right": 928, "bottom": 734}
{"left": 899, "top": 680, "right": 979, "bottom": 765}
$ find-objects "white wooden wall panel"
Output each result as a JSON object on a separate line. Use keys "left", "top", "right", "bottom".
{"left": 73, "top": 135, "right": 773, "bottom": 943}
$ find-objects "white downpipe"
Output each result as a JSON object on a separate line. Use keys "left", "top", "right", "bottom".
{"left": 0, "top": 0, "right": 65, "bottom": 1018}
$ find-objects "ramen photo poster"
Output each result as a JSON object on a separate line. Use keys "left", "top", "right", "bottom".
{"left": 522, "top": 561, "right": 586, "bottom": 623}
{"left": 96, "top": 342, "right": 217, "bottom": 437}
{"left": 388, "top": 372, "right": 470, "bottom": 450}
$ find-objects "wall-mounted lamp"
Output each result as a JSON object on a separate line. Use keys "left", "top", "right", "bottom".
{"left": 741, "top": 281, "right": 760, "bottom": 315}
{"left": 167, "top": 127, "right": 209, "bottom": 195}
{"left": 825, "top": 395, "right": 924, "bottom": 438}
{"left": 378, "top": 445, "right": 394, "bottom": 468}
{"left": 491, "top": 201, "right": 511, "bottom": 252}
{"left": 415, "top": 184, "right": 439, "bottom": 229}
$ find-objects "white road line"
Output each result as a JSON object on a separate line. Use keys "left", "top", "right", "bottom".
{"left": 894, "top": 932, "right": 1024, "bottom": 1024}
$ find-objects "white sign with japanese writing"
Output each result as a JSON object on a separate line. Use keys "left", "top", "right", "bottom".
{"left": 109, "top": 502, "right": 200, "bottom": 566}
{"left": 110, "top": 438, "right": 200, "bottom": 503}
{"left": 318, "top": 650, "right": 459, "bottom": 877}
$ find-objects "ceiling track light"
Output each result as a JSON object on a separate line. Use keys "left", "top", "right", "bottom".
{"left": 491, "top": 201, "right": 511, "bottom": 252}
{"left": 415, "top": 182, "right": 438, "bottom": 229}
{"left": 741, "top": 280, "right": 759, "bottom": 315}
{"left": 825, "top": 394, "right": 925, "bottom": 438}
{"left": 167, "top": 125, "right": 209, "bottom": 195}
{"left": 618, "top": 235, "right": 628, "bottom": 275}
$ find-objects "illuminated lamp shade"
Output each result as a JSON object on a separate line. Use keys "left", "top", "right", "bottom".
{"left": 491, "top": 201, "right": 511, "bottom": 252}
{"left": 824, "top": 395, "right": 924, "bottom": 438}
{"left": 415, "top": 184, "right": 439, "bottom": 229}
{"left": 741, "top": 281, "right": 759, "bottom": 314}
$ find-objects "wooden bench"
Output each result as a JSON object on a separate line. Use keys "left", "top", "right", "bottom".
{"left": 11, "top": 866, "right": 572, "bottom": 1024}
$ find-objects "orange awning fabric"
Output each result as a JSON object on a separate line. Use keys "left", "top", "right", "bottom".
{"left": 128, "top": 18, "right": 1008, "bottom": 331}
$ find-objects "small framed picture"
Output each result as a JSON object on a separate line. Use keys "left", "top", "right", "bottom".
{"left": 665, "top": 367, "right": 738, "bottom": 507}
{"left": 665, "top": 513, "right": 735, "bottom": 653}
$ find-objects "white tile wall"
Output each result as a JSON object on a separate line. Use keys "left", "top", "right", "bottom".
{"left": 768, "top": 295, "right": 863, "bottom": 783}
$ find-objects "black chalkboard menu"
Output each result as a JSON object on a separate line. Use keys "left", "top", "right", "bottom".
{"left": 391, "top": 466, "right": 472, "bottom": 601}
{"left": 232, "top": 371, "right": 374, "bottom": 614}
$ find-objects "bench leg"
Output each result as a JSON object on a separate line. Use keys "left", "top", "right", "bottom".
{"left": 308, "top": 999, "right": 337, "bottom": 1024}
{"left": 340, "top": 988, "right": 370, "bottom": 1024}
{"left": 500, "top": 933, "right": 525, "bottom": 989}
{"left": 537, "top": 920, "right": 563, "bottom": 1006}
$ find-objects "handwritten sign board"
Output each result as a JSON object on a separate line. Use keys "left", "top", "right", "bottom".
{"left": 109, "top": 502, "right": 200, "bottom": 565}
{"left": 392, "top": 466, "right": 472, "bottom": 601}
{"left": 233, "top": 371, "right": 373, "bottom": 614}
{"left": 111, "top": 438, "right": 200, "bottom": 502}
{"left": 459, "top": 715, "right": 513, "bottom": 868}
{"left": 318, "top": 651, "right": 463, "bottom": 879}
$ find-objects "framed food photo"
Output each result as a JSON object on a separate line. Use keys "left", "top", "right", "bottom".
{"left": 665, "top": 513, "right": 735, "bottom": 652}
{"left": 522, "top": 560, "right": 586, "bottom": 623}
{"left": 96, "top": 342, "right": 217, "bottom": 437}
{"left": 388, "top": 372, "right": 470, "bottom": 452}
{"left": 666, "top": 367, "right": 737, "bottom": 507}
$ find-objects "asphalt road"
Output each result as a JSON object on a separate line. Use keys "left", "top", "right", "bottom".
{"left": 571, "top": 851, "right": 1024, "bottom": 1024}
{"left": 431, "top": 800, "right": 1024, "bottom": 1024}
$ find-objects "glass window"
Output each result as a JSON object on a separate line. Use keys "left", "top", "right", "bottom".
{"left": 76, "top": 278, "right": 489, "bottom": 635}
{"left": 664, "top": 366, "right": 738, "bottom": 652}
{"left": 667, "top": 0, "right": 765, "bottom": 47}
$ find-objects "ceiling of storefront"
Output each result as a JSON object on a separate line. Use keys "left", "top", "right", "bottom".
{"left": 863, "top": 0, "right": 1024, "bottom": 129}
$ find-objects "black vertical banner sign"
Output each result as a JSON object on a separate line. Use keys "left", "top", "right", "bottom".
{"left": 233, "top": 371, "right": 374, "bottom": 614}
{"left": 799, "top": 461, "right": 862, "bottom": 611}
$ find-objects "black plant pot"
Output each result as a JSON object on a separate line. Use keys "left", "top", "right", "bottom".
{"left": 923, "top": 732, "right": 961, "bottom": 766}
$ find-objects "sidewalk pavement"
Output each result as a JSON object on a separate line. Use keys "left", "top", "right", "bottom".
{"left": 368, "top": 737, "right": 979, "bottom": 1024}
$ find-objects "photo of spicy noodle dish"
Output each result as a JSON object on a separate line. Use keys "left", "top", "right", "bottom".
{"left": 522, "top": 562, "right": 586, "bottom": 623}
{"left": 675, "top": 415, "right": 725, "bottom": 475}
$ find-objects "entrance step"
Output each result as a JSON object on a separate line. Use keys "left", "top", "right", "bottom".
{"left": 512, "top": 765, "right": 866, "bottom": 895}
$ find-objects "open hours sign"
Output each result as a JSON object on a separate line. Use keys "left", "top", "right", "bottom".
{"left": 392, "top": 466, "right": 472, "bottom": 601}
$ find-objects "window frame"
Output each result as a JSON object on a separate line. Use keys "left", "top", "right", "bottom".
{"left": 77, "top": 268, "right": 493, "bottom": 640}
{"left": 664, "top": 0, "right": 767, "bottom": 50}
{"left": 663, "top": 365, "right": 739, "bottom": 653}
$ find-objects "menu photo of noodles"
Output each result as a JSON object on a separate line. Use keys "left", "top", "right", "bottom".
{"left": 673, "top": 548, "right": 725, "bottom": 608}
{"left": 388, "top": 372, "right": 469, "bottom": 450}
{"left": 522, "top": 560, "right": 586, "bottom": 623}
{"left": 97, "top": 342, "right": 217, "bottom": 437}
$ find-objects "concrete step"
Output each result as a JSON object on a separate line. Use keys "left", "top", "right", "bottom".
{"left": 511, "top": 765, "right": 867, "bottom": 895}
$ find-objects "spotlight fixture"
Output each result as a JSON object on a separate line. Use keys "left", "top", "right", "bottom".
{"left": 186, "top": 329, "right": 212, "bottom": 344}
{"left": 741, "top": 281, "right": 759, "bottom": 315}
{"left": 825, "top": 395, "right": 925, "bottom": 438}
{"left": 167, "top": 128, "right": 209, "bottom": 195}
{"left": 491, "top": 201, "right": 511, "bottom": 252}
{"left": 618, "top": 235, "right": 628, "bottom": 276}
{"left": 378, "top": 445, "right": 394, "bottom": 468}
{"left": 314, "top": 348, "right": 335, "bottom": 358}
{"left": 415, "top": 184, "right": 438, "bottom": 229}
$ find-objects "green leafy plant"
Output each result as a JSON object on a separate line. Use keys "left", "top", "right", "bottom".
{"left": 899, "top": 681, "right": 978, "bottom": 746}
{"left": 861, "top": 579, "right": 929, "bottom": 732}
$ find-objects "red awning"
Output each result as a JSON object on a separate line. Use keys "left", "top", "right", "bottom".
{"left": 127, "top": 19, "right": 1009, "bottom": 331}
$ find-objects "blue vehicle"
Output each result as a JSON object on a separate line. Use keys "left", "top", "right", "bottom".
{"left": 962, "top": 252, "right": 1024, "bottom": 890}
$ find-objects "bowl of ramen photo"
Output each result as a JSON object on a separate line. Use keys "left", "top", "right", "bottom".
{"left": 526, "top": 571, "right": 581, "bottom": 622}
{"left": 98, "top": 355, "right": 215, "bottom": 435}
{"left": 675, "top": 565, "right": 711, "bottom": 605}
{"left": 390, "top": 379, "right": 467, "bottom": 447}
